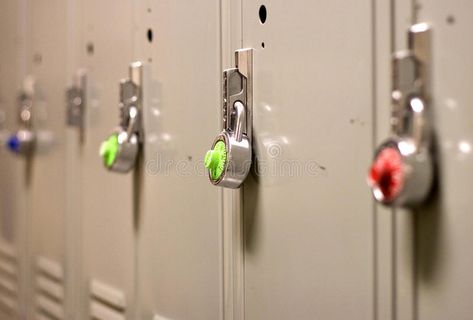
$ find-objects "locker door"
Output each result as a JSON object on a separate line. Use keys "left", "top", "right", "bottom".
{"left": 28, "top": 0, "right": 71, "bottom": 319}
{"left": 134, "top": 1, "right": 223, "bottom": 319}
{"left": 0, "top": 1, "right": 28, "bottom": 318}
{"left": 240, "top": 2, "right": 375, "bottom": 319}
{"left": 79, "top": 0, "right": 136, "bottom": 319}
{"left": 372, "top": 1, "right": 417, "bottom": 319}
{"left": 393, "top": 1, "right": 473, "bottom": 319}
{"left": 386, "top": 1, "right": 417, "bottom": 319}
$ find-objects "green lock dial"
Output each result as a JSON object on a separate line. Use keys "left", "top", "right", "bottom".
{"left": 205, "top": 140, "right": 227, "bottom": 181}
{"left": 100, "top": 134, "right": 119, "bottom": 168}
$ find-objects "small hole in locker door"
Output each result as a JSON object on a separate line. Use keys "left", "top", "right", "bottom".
{"left": 259, "top": 5, "right": 267, "bottom": 24}
{"left": 147, "top": 29, "right": 153, "bottom": 43}
{"left": 446, "top": 15, "right": 455, "bottom": 24}
{"left": 86, "top": 42, "right": 94, "bottom": 56}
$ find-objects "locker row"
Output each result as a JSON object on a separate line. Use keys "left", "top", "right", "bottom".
{"left": 0, "top": 0, "right": 472, "bottom": 320}
{"left": 4, "top": 40, "right": 430, "bottom": 206}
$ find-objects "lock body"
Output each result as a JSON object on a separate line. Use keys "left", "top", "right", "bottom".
{"left": 7, "top": 129, "right": 35, "bottom": 155}
{"left": 208, "top": 129, "right": 251, "bottom": 187}
{"left": 205, "top": 49, "right": 253, "bottom": 188}
{"left": 369, "top": 137, "right": 433, "bottom": 206}
{"left": 369, "top": 23, "right": 433, "bottom": 207}
{"left": 7, "top": 77, "right": 36, "bottom": 156}
{"left": 100, "top": 61, "right": 143, "bottom": 173}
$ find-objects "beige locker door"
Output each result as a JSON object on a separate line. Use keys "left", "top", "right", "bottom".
{"left": 393, "top": 1, "right": 473, "bottom": 319}
{"left": 79, "top": 0, "right": 136, "bottom": 319}
{"left": 0, "top": 1, "right": 28, "bottom": 318}
{"left": 28, "top": 0, "right": 71, "bottom": 319}
{"left": 134, "top": 1, "right": 223, "bottom": 319}
{"left": 374, "top": 1, "right": 417, "bottom": 319}
{"left": 240, "top": 1, "right": 375, "bottom": 319}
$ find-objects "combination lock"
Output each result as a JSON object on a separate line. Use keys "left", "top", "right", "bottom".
{"left": 368, "top": 23, "right": 434, "bottom": 207}
{"left": 7, "top": 77, "right": 36, "bottom": 156}
{"left": 100, "top": 62, "right": 144, "bottom": 173}
{"left": 205, "top": 48, "right": 253, "bottom": 188}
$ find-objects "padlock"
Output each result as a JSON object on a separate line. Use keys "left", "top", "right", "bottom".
{"left": 6, "top": 77, "right": 36, "bottom": 156}
{"left": 205, "top": 49, "right": 253, "bottom": 188}
{"left": 100, "top": 62, "right": 143, "bottom": 173}
{"left": 368, "top": 23, "right": 433, "bottom": 207}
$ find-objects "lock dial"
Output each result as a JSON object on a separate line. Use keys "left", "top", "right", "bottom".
{"left": 368, "top": 146, "right": 404, "bottom": 203}
{"left": 100, "top": 133, "right": 119, "bottom": 168}
{"left": 205, "top": 140, "right": 227, "bottom": 181}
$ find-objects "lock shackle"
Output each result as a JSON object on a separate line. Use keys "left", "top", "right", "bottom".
{"left": 232, "top": 101, "right": 246, "bottom": 142}
{"left": 125, "top": 105, "right": 139, "bottom": 142}
{"left": 407, "top": 95, "right": 428, "bottom": 149}
{"left": 397, "top": 95, "right": 429, "bottom": 152}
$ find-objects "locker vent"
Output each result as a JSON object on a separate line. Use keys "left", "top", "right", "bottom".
{"left": 89, "top": 279, "right": 126, "bottom": 320}
{"left": 0, "top": 243, "right": 19, "bottom": 315}
{"left": 35, "top": 256, "right": 65, "bottom": 319}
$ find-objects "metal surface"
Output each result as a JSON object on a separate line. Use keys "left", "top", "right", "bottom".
{"left": 0, "top": 1, "right": 29, "bottom": 318}
{"left": 241, "top": 1, "right": 374, "bottom": 319}
{"left": 220, "top": 2, "right": 246, "bottom": 319}
{"left": 396, "top": 1, "right": 473, "bottom": 318}
{"left": 28, "top": 0, "right": 70, "bottom": 318}
{"left": 79, "top": 0, "right": 136, "bottom": 318}
{"left": 370, "top": 24, "right": 433, "bottom": 207}
{"left": 1, "top": 2, "right": 473, "bottom": 319}
{"left": 135, "top": 1, "right": 222, "bottom": 319}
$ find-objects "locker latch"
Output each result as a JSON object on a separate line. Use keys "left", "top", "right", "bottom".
{"left": 6, "top": 76, "right": 36, "bottom": 156}
{"left": 368, "top": 23, "right": 433, "bottom": 207}
{"left": 66, "top": 70, "right": 86, "bottom": 142}
{"left": 100, "top": 62, "right": 143, "bottom": 173}
{"left": 205, "top": 48, "right": 253, "bottom": 188}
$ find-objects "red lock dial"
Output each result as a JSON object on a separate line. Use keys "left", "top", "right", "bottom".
{"left": 368, "top": 147, "right": 404, "bottom": 203}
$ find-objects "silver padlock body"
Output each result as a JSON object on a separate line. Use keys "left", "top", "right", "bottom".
{"left": 11, "top": 129, "right": 35, "bottom": 156}
{"left": 109, "top": 130, "right": 139, "bottom": 173}
{"left": 372, "top": 137, "right": 433, "bottom": 207}
{"left": 210, "top": 131, "right": 251, "bottom": 188}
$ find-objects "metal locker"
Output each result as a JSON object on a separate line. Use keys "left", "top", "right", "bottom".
{"left": 0, "top": 1, "right": 29, "bottom": 318}
{"left": 78, "top": 0, "right": 137, "bottom": 319}
{"left": 134, "top": 1, "right": 223, "bottom": 319}
{"left": 234, "top": 1, "right": 375, "bottom": 319}
{"left": 385, "top": 1, "right": 473, "bottom": 319}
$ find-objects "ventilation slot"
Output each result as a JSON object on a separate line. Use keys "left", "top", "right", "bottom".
{"left": 0, "top": 243, "right": 19, "bottom": 315}
{"left": 89, "top": 279, "right": 126, "bottom": 320}
{"left": 35, "top": 256, "right": 64, "bottom": 319}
